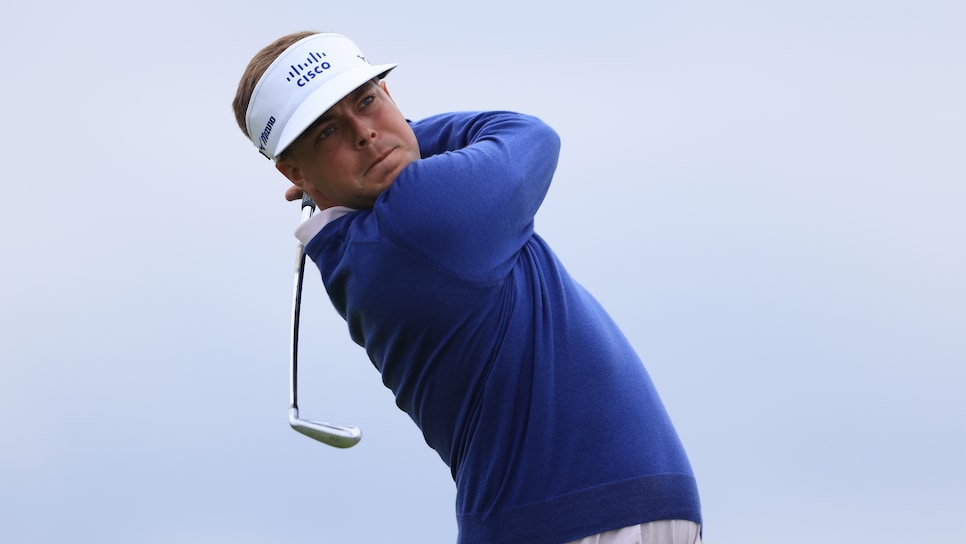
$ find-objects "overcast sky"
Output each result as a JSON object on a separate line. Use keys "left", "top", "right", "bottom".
{"left": 2, "top": 1, "right": 963, "bottom": 542}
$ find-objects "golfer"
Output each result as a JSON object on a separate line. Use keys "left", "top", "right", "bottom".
{"left": 233, "top": 31, "right": 703, "bottom": 544}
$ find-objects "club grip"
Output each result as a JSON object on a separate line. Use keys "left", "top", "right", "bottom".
{"left": 301, "top": 192, "right": 316, "bottom": 211}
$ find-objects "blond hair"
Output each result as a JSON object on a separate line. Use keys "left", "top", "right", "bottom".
{"left": 232, "top": 31, "right": 318, "bottom": 136}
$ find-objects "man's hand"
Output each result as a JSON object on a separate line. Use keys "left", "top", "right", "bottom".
{"left": 286, "top": 183, "right": 339, "bottom": 210}
{"left": 285, "top": 185, "right": 304, "bottom": 202}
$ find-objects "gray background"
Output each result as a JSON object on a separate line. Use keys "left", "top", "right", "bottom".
{"left": 2, "top": 0, "right": 963, "bottom": 542}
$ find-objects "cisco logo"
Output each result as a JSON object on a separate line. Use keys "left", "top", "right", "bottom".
{"left": 285, "top": 51, "right": 332, "bottom": 87}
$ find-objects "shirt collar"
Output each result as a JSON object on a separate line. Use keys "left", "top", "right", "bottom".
{"left": 294, "top": 206, "right": 356, "bottom": 245}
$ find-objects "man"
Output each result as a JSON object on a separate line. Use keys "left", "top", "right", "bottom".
{"left": 233, "top": 31, "right": 702, "bottom": 544}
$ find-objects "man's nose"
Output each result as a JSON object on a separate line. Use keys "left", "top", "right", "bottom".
{"left": 351, "top": 118, "right": 376, "bottom": 147}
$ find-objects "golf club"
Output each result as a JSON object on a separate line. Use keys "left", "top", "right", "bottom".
{"left": 289, "top": 193, "right": 362, "bottom": 448}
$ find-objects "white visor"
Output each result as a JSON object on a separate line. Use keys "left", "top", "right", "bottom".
{"left": 245, "top": 33, "right": 396, "bottom": 161}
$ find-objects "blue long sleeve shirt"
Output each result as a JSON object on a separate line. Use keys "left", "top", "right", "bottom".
{"left": 300, "top": 111, "right": 701, "bottom": 544}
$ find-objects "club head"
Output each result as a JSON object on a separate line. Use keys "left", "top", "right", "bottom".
{"left": 289, "top": 407, "right": 362, "bottom": 449}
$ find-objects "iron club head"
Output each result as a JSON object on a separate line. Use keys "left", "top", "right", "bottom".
{"left": 289, "top": 407, "right": 362, "bottom": 448}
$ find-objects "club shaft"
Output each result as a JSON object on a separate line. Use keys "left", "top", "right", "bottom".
{"left": 290, "top": 196, "right": 315, "bottom": 408}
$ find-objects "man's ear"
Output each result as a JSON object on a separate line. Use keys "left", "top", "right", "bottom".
{"left": 275, "top": 157, "right": 304, "bottom": 186}
{"left": 275, "top": 157, "right": 341, "bottom": 209}
{"left": 380, "top": 79, "right": 393, "bottom": 100}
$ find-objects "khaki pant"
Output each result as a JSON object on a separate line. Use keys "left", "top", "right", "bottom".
{"left": 566, "top": 520, "right": 703, "bottom": 544}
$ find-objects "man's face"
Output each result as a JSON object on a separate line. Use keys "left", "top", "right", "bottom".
{"left": 275, "top": 80, "right": 420, "bottom": 209}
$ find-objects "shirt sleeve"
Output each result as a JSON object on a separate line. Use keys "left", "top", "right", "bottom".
{"left": 376, "top": 111, "right": 561, "bottom": 280}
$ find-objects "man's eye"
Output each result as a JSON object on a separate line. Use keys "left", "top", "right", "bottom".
{"left": 318, "top": 126, "right": 336, "bottom": 140}
{"left": 360, "top": 95, "right": 375, "bottom": 108}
